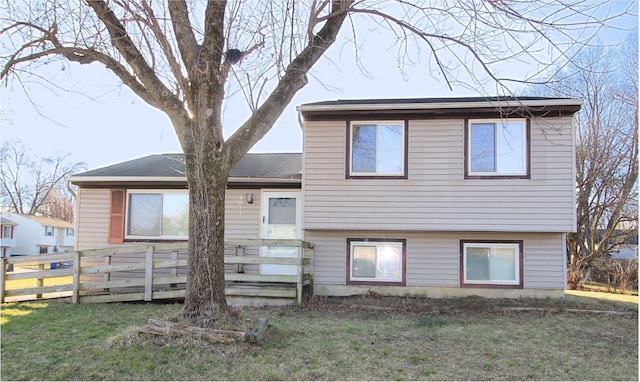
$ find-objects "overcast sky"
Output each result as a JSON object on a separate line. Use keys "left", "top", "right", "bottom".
{"left": 0, "top": 2, "right": 636, "bottom": 171}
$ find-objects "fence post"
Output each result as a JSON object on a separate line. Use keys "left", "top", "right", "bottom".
{"left": 0, "top": 258, "right": 6, "bottom": 303}
{"left": 144, "top": 245, "right": 154, "bottom": 301}
{"left": 36, "top": 264, "right": 44, "bottom": 299}
{"left": 296, "top": 246, "right": 303, "bottom": 305}
{"left": 235, "top": 246, "right": 245, "bottom": 273}
{"left": 307, "top": 244, "right": 315, "bottom": 298}
{"left": 170, "top": 250, "right": 178, "bottom": 288}
{"left": 103, "top": 255, "right": 111, "bottom": 292}
{"left": 72, "top": 251, "right": 81, "bottom": 304}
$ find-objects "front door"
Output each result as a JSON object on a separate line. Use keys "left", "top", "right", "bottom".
{"left": 260, "top": 191, "right": 302, "bottom": 275}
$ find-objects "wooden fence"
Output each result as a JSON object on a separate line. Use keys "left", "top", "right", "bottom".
{"left": 1, "top": 239, "right": 314, "bottom": 305}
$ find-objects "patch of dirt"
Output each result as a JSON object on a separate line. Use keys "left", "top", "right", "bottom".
{"left": 276, "top": 294, "right": 638, "bottom": 319}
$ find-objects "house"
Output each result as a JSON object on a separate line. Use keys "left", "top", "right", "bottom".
{"left": 67, "top": 96, "right": 581, "bottom": 299}
{"left": 608, "top": 231, "right": 638, "bottom": 260}
{"left": 1, "top": 217, "right": 19, "bottom": 259}
{"left": 1, "top": 213, "right": 75, "bottom": 255}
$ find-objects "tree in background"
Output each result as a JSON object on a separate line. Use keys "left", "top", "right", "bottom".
{"left": 0, "top": 140, "right": 85, "bottom": 222}
{"left": 0, "top": 0, "right": 629, "bottom": 328}
{"left": 535, "top": 35, "right": 638, "bottom": 288}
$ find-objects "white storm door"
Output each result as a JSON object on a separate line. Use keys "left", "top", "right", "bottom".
{"left": 260, "top": 191, "right": 302, "bottom": 276}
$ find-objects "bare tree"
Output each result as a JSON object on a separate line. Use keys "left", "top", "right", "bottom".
{"left": 0, "top": 0, "right": 628, "bottom": 327}
{"left": 0, "top": 140, "right": 85, "bottom": 221}
{"left": 39, "top": 185, "right": 76, "bottom": 222}
{"left": 533, "top": 35, "right": 638, "bottom": 288}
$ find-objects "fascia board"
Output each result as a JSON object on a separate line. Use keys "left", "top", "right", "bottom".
{"left": 296, "top": 99, "right": 583, "bottom": 112}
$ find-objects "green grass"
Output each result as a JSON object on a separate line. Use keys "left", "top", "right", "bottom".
{"left": 5, "top": 276, "right": 73, "bottom": 290}
{"left": 1, "top": 294, "right": 637, "bottom": 380}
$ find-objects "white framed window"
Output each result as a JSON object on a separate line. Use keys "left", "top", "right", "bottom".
{"left": 461, "top": 241, "right": 523, "bottom": 287}
{"left": 348, "top": 121, "right": 406, "bottom": 177}
{"left": 44, "top": 226, "right": 54, "bottom": 237}
{"left": 466, "top": 118, "right": 528, "bottom": 177}
{"left": 65, "top": 228, "right": 74, "bottom": 237}
{"left": 347, "top": 239, "right": 405, "bottom": 285}
{"left": 125, "top": 190, "right": 189, "bottom": 240}
{"left": 1, "top": 225, "right": 13, "bottom": 239}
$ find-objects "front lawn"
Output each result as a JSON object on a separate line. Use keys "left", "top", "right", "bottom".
{"left": 1, "top": 294, "right": 637, "bottom": 380}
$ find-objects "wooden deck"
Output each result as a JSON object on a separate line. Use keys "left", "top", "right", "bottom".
{"left": 1, "top": 240, "right": 314, "bottom": 306}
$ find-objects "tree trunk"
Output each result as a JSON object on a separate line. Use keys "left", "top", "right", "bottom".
{"left": 179, "top": 125, "right": 236, "bottom": 328}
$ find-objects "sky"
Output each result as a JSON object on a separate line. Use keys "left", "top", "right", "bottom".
{"left": 0, "top": 1, "right": 637, "bottom": 172}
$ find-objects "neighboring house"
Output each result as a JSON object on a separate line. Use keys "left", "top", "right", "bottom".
{"left": 608, "top": 232, "right": 638, "bottom": 260}
{"left": 1, "top": 217, "right": 19, "bottom": 259}
{"left": 1, "top": 213, "right": 75, "bottom": 255}
{"left": 68, "top": 96, "right": 581, "bottom": 298}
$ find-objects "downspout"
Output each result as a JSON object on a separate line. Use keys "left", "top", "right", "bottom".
{"left": 297, "top": 110, "right": 306, "bottom": 242}
{"left": 562, "top": 232, "right": 567, "bottom": 296}
{"left": 66, "top": 180, "right": 79, "bottom": 250}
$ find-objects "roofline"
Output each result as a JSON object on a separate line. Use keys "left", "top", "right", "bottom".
{"left": 68, "top": 176, "right": 186, "bottom": 184}
{"left": 296, "top": 98, "right": 583, "bottom": 112}
{"left": 68, "top": 176, "right": 301, "bottom": 185}
{"left": 4, "top": 213, "right": 73, "bottom": 228}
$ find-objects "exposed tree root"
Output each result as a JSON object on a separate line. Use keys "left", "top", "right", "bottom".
{"left": 138, "top": 317, "right": 269, "bottom": 344}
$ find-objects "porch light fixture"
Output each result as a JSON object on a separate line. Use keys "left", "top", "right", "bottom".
{"left": 245, "top": 193, "right": 254, "bottom": 204}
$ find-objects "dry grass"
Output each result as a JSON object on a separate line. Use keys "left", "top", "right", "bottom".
{"left": 566, "top": 289, "right": 638, "bottom": 307}
{"left": 1, "top": 294, "right": 637, "bottom": 380}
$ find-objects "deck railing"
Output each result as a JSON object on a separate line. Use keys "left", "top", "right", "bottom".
{"left": 1, "top": 239, "right": 314, "bottom": 305}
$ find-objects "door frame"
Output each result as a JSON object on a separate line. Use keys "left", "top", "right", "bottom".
{"left": 260, "top": 190, "right": 302, "bottom": 275}
{"left": 260, "top": 190, "right": 302, "bottom": 241}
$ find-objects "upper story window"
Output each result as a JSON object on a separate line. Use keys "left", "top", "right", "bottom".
{"left": 65, "top": 228, "right": 74, "bottom": 237}
{"left": 1, "top": 225, "right": 13, "bottom": 239}
{"left": 125, "top": 190, "right": 189, "bottom": 240}
{"left": 466, "top": 118, "right": 529, "bottom": 178}
{"left": 348, "top": 121, "right": 407, "bottom": 178}
{"left": 44, "top": 226, "right": 54, "bottom": 237}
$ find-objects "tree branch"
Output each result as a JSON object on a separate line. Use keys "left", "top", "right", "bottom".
{"left": 167, "top": 0, "right": 199, "bottom": 84}
{"left": 85, "top": 0, "right": 182, "bottom": 113}
{"left": 226, "top": 0, "right": 352, "bottom": 163}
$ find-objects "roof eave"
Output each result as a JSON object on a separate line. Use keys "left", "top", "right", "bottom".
{"left": 296, "top": 98, "right": 583, "bottom": 113}
{"left": 68, "top": 176, "right": 301, "bottom": 187}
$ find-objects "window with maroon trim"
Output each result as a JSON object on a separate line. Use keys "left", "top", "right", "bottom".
{"left": 125, "top": 190, "right": 189, "bottom": 240}
{"left": 347, "top": 239, "right": 406, "bottom": 286}
{"left": 347, "top": 121, "right": 407, "bottom": 178}
{"left": 465, "top": 118, "right": 529, "bottom": 178}
{"left": 460, "top": 240, "right": 523, "bottom": 288}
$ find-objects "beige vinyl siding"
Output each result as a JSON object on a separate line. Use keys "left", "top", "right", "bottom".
{"left": 305, "top": 230, "right": 565, "bottom": 289}
{"left": 303, "top": 117, "right": 575, "bottom": 232}
{"left": 76, "top": 188, "right": 262, "bottom": 251}
{"left": 76, "top": 188, "right": 111, "bottom": 250}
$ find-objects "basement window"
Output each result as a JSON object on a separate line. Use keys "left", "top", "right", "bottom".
{"left": 347, "top": 239, "right": 406, "bottom": 285}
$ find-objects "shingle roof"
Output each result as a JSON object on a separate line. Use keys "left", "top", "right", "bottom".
{"left": 299, "top": 96, "right": 578, "bottom": 107}
{"left": 1, "top": 217, "right": 18, "bottom": 226}
{"left": 72, "top": 153, "right": 302, "bottom": 179}
{"left": 14, "top": 214, "right": 73, "bottom": 228}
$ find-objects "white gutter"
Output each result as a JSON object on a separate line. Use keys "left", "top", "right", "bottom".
{"left": 296, "top": 98, "right": 583, "bottom": 112}
{"left": 67, "top": 176, "right": 300, "bottom": 184}
{"left": 67, "top": 176, "right": 187, "bottom": 184}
